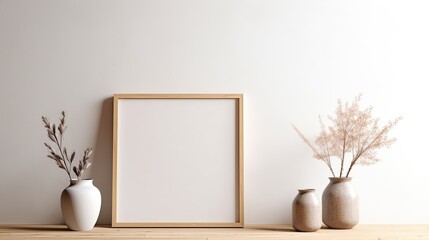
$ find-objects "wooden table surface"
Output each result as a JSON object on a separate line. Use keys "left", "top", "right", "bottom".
{"left": 1, "top": 224, "right": 429, "bottom": 239}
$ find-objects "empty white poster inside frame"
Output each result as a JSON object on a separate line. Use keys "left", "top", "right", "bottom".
{"left": 112, "top": 94, "right": 243, "bottom": 227}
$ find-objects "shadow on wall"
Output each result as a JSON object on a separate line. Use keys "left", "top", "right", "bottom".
{"left": 91, "top": 97, "right": 113, "bottom": 225}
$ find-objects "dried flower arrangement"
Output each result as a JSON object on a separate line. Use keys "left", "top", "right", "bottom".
{"left": 293, "top": 95, "right": 402, "bottom": 177}
{"left": 42, "top": 111, "right": 92, "bottom": 180}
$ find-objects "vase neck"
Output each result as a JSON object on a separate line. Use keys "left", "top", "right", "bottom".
{"left": 69, "top": 179, "right": 93, "bottom": 186}
{"left": 298, "top": 189, "right": 315, "bottom": 194}
{"left": 329, "top": 177, "right": 352, "bottom": 183}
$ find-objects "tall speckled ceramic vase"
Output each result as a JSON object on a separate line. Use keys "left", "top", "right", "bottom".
{"left": 322, "top": 177, "right": 359, "bottom": 229}
{"left": 61, "top": 179, "right": 101, "bottom": 231}
{"left": 292, "top": 189, "right": 321, "bottom": 232}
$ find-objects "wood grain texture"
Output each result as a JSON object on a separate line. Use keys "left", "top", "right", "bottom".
{"left": 1, "top": 225, "right": 429, "bottom": 240}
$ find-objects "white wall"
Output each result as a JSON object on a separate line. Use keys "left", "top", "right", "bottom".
{"left": 1, "top": 0, "right": 428, "bottom": 224}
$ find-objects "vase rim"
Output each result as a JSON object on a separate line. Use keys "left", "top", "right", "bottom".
{"left": 329, "top": 177, "right": 352, "bottom": 182}
{"left": 298, "top": 189, "right": 315, "bottom": 193}
{"left": 69, "top": 179, "right": 94, "bottom": 184}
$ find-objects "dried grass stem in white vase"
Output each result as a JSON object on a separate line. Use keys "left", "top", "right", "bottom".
{"left": 42, "top": 111, "right": 92, "bottom": 180}
{"left": 42, "top": 111, "right": 100, "bottom": 231}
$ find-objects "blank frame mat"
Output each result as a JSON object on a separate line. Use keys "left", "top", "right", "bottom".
{"left": 116, "top": 99, "right": 237, "bottom": 223}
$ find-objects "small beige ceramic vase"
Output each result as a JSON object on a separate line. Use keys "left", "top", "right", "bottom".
{"left": 322, "top": 177, "right": 359, "bottom": 229}
{"left": 292, "top": 189, "right": 321, "bottom": 232}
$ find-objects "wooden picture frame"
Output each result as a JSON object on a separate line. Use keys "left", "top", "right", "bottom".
{"left": 112, "top": 94, "right": 243, "bottom": 227}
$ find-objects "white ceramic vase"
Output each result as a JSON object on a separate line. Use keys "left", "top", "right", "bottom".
{"left": 61, "top": 179, "right": 101, "bottom": 231}
{"left": 292, "top": 189, "right": 321, "bottom": 232}
{"left": 322, "top": 177, "right": 359, "bottom": 229}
